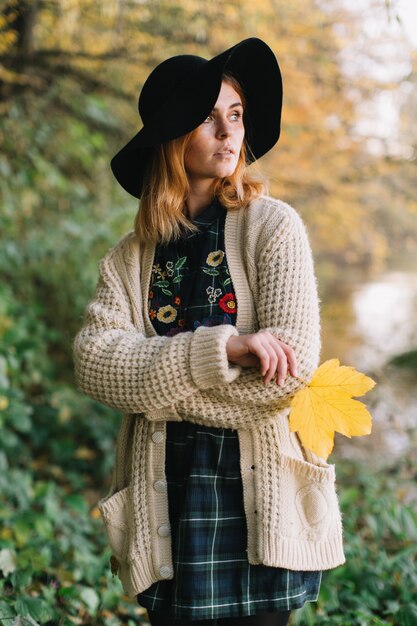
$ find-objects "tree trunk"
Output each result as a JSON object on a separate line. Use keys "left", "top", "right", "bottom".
{"left": 6, "top": 0, "right": 40, "bottom": 59}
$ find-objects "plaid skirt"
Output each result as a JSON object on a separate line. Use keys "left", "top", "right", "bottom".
{"left": 137, "top": 421, "right": 322, "bottom": 620}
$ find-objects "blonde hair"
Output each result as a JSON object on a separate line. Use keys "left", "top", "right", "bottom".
{"left": 135, "top": 73, "right": 268, "bottom": 244}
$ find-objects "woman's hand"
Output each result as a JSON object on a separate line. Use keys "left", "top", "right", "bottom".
{"left": 226, "top": 331, "right": 297, "bottom": 386}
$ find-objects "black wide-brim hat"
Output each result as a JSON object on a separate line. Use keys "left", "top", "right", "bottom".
{"left": 111, "top": 37, "right": 283, "bottom": 198}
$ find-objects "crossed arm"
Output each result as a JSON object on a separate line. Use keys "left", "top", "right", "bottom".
{"left": 73, "top": 210, "right": 321, "bottom": 426}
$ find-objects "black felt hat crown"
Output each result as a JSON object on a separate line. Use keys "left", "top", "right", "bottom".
{"left": 110, "top": 37, "right": 283, "bottom": 198}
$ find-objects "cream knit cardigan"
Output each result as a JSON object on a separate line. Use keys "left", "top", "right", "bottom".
{"left": 73, "top": 195, "right": 345, "bottom": 597}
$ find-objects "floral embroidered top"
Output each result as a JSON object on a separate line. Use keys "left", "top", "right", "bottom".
{"left": 148, "top": 197, "right": 236, "bottom": 335}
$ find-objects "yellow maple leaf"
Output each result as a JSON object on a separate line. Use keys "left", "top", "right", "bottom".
{"left": 289, "top": 358, "right": 376, "bottom": 460}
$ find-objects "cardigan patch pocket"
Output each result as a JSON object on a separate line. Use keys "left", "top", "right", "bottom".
{"left": 98, "top": 487, "right": 130, "bottom": 563}
{"left": 276, "top": 454, "right": 339, "bottom": 542}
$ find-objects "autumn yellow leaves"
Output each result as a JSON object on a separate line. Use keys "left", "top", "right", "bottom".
{"left": 289, "top": 359, "right": 376, "bottom": 460}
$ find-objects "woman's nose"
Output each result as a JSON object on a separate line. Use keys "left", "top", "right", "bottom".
{"left": 215, "top": 117, "right": 231, "bottom": 137}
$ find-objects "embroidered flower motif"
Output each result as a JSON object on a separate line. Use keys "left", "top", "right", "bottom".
{"left": 206, "top": 250, "right": 224, "bottom": 267}
{"left": 152, "top": 263, "right": 166, "bottom": 279}
{"left": 166, "top": 261, "right": 174, "bottom": 277}
{"left": 178, "top": 318, "right": 186, "bottom": 327}
{"left": 157, "top": 305, "right": 177, "bottom": 324}
{"left": 149, "top": 309, "right": 157, "bottom": 320}
{"left": 149, "top": 290, "right": 154, "bottom": 299}
{"left": 174, "top": 295, "right": 181, "bottom": 306}
{"left": 219, "top": 293, "right": 236, "bottom": 314}
{"left": 206, "top": 286, "right": 222, "bottom": 304}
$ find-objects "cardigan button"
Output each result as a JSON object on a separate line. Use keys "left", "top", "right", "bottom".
{"left": 154, "top": 479, "right": 167, "bottom": 493}
{"left": 250, "top": 465, "right": 256, "bottom": 470}
{"left": 152, "top": 431, "right": 164, "bottom": 444}
{"left": 157, "top": 524, "right": 171, "bottom": 537}
{"left": 159, "top": 565, "right": 172, "bottom": 578}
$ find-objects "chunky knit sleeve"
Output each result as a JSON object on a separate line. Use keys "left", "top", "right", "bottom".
{"left": 72, "top": 243, "right": 240, "bottom": 418}
{"left": 174, "top": 203, "right": 321, "bottom": 426}
{"left": 209, "top": 204, "right": 321, "bottom": 407}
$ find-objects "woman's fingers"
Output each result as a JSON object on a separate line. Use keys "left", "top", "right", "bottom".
{"left": 226, "top": 332, "right": 297, "bottom": 385}
{"left": 256, "top": 332, "right": 291, "bottom": 385}
{"left": 261, "top": 339, "right": 279, "bottom": 384}
{"left": 255, "top": 340, "right": 273, "bottom": 378}
{"left": 280, "top": 342, "right": 297, "bottom": 378}
{"left": 248, "top": 332, "right": 282, "bottom": 385}
{"left": 270, "top": 339, "right": 288, "bottom": 386}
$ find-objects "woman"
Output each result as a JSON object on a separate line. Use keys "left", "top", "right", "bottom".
{"left": 73, "top": 38, "right": 345, "bottom": 626}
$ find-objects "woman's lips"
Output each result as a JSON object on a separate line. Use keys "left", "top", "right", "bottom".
{"left": 214, "top": 149, "right": 235, "bottom": 157}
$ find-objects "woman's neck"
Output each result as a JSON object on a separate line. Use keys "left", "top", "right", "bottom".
{"left": 185, "top": 180, "right": 215, "bottom": 220}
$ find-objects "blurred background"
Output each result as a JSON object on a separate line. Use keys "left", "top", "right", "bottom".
{"left": 0, "top": 0, "right": 416, "bottom": 624}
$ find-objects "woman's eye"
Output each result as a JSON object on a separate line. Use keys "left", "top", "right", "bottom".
{"left": 204, "top": 111, "right": 242, "bottom": 123}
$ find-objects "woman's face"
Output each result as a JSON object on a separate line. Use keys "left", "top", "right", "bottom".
{"left": 184, "top": 80, "right": 245, "bottom": 186}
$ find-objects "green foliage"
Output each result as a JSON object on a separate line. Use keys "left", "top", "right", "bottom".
{"left": 0, "top": 285, "right": 148, "bottom": 624}
{"left": 0, "top": 84, "right": 134, "bottom": 380}
{"left": 0, "top": 14, "right": 144, "bottom": 622}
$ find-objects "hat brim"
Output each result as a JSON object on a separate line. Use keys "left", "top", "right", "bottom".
{"left": 111, "top": 38, "right": 282, "bottom": 198}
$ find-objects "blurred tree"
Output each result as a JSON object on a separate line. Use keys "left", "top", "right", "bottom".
{"left": 3, "top": 0, "right": 39, "bottom": 57}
